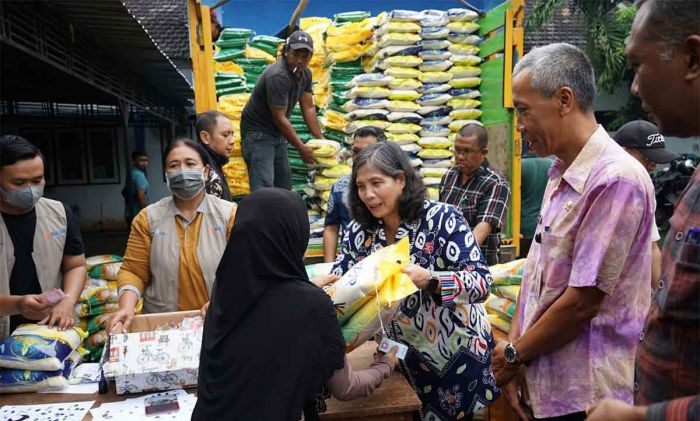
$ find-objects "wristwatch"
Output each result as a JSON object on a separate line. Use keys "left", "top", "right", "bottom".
{"left": 504, "top": 342, "right": 522, "bottom": 365}
{"left": 427, "top": 271, "right": 440, "bottom": 292}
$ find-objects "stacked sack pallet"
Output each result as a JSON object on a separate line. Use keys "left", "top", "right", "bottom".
{"left": 306, "top": 139, "right": 347, "bottom": 232}
{"left": 484, "top": 259, "right": 525, "bottom": 333}
{"left": 342, "top": 9, "right": 484, "bottom": 200}
{"left": 219, "top": 93, "right": 252, "bottom": 197}
{"left": 77, "top": 255, "right": 143, "bottom": 362}
{"left": 213, "top": 28, "right": 251, "bottom": 95}
{"left": 301, "top": 17, "right": 333, "bottom": 110}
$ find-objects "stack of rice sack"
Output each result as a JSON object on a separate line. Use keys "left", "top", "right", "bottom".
{"left": 327, "top": 12, "right": 374, "bottom": 64}
{"left": 0, "top": 324, "right": 86, "bottom": 393}
{"left": 306, "top": 139, "right": 346, "bottom": 218}
{"left": 324, "top": 238, "right": 417, "bottom": 351}
{"left": 213, "top": 28, "right": 254, "bottom": 94}
{"left": 219, "top": 93, "right": 252, "bottom": 197}
{"left": 301, "top": 17, "right": 333, "bottom": 110}
{"left": 288, "top": 105, "right": 317, "bottom": 198}
{"left": 484, "top": 259, "right": 526, "bottom": 333}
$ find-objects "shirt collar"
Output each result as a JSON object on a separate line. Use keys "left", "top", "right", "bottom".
{"left": 548, "top": 125, "right": 609, "bottom": 194}
{"left": 176, "top": 199, "right": 206, "bottom": 224}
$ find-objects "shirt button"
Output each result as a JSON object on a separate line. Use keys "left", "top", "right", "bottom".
{"left": 639, "top": 331, "right": 645, "bottom": 341}
{"left": 675, "top": 231, "right": 685, "bottom": 241}
{"left": 658, "top": 279, "right": 664, "bottom": 290}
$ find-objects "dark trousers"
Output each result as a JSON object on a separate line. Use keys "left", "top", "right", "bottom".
{"left": 535, "top": 411, "right": 586, "bottom": 421}
{"left": 241, "top": 129, "right": 292, "bottom": 191}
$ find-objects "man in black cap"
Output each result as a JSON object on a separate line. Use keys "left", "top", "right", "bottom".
{"left": 614, "top": 119, "right": 680, "bottom": 290}
{"left": 240, "top": 30, "right": 323, "bottom": 191}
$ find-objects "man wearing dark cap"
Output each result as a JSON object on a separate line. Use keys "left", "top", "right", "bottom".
{"left": 614, "top": 120, "right": 680, "bottom": 291}
{"left": 614, "top": 120, "right": 681, "bottom": 172}
{"left": 240, "top": 30, "right": 323, "bottom": 191}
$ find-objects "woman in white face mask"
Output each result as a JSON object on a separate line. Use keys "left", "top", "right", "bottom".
{"left": 108, "top": 139, "right": 237, "bottom": 332}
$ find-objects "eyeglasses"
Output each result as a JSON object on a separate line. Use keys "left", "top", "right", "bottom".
{"left": 454, "top": 148, "right": 482, "bottom": 157}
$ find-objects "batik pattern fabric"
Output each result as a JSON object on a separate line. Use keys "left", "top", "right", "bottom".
{"left": 332, "top": 200, "right": 500, "bottom": 420}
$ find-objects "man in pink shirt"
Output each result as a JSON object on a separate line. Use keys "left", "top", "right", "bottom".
{"left": 491, "top": 43, "right": 656, "bottom": 420}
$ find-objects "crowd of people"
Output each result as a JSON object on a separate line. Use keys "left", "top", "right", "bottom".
{"left": 0, "top": 0, "right": 697, "bottom": 419}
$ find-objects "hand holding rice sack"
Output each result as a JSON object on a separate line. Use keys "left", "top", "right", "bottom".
{"left": 331, "top": 141, "right": 499, "bottom": 419}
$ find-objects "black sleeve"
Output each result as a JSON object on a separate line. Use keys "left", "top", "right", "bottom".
{"left": 267, "top": 74, "right": 292, "bottom": 110}
{"left": 304, "top": 69, "right": 313, "bottom": 94}
{"left": 63, "top": 204, "right": 85, "bottom": 256}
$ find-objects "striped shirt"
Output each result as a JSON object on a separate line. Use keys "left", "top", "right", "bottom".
{"left": 635, "top": 166, "right": 700, "bottom": 421}
{"left": 438, "top": 164, "right": 510, "bottom": 265}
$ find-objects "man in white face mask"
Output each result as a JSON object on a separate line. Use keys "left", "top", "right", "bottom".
{"left": 0, "top": 135, "right": 87, "bottom": 339}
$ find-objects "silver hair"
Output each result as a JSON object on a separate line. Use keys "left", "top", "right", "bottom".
{"left": 513, "top": 43, "right": 596, "bottom": 111}
{"left": 635, "top": 0, "right": 699, "bottom": 59}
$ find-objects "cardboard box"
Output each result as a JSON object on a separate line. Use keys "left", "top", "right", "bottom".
{"left": 108, "top": 310, "right": 203, "bottom": 394}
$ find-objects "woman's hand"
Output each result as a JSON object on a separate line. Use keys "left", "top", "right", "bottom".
{"left": 313, "top": 274, "right": 341, "bottom": 288}
{"left": 39, "top": 297, "right": 75, "bottom": 330}
{"left": 375, "top": 346, "right": 399, "bottom": 369}
{"left": 200, "top": 301, "right": 210, "bottom": 318}
{"left": 402, "top": 264, "right": 431, "bottom": 290}
{"left": 107, "top": 308, "right": 135, "bottom": 334}
{"left": 18, "top": 294, "right": 53, "bottom": 321}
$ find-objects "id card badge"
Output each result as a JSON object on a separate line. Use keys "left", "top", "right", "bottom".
{"left": 379, "top": 337, "right": 408, "bottom": 360}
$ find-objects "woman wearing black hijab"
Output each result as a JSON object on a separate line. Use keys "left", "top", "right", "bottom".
{"left": 193, "top": 188, "right": 396, "bottom": 421}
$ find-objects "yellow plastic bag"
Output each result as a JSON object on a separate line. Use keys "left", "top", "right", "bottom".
{"left": 214, "top": 61, "right": 245, "bottom": 75}
{"left": 300, "top": 17, "right": 332, "bottom": 31}
{"left": 312, "top": 176, "right": 337, "bottom": 191}
{"left": 325, "top": 238, "right": 417, "bottom": 352}
{"left": 307, "top": 139, "right": 341, "bottom": 157}
{"left": 322, "top": 165, "right": 352, "bottom": 178}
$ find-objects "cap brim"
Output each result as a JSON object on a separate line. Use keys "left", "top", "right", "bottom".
{"left": 639, "top": 148, "right": 681, "bottom": 164}
{"left": 289, "top": 43, "right": 313, "bottom": 52}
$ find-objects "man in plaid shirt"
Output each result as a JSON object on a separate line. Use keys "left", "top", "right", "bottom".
{"left": 587, "top": 0, "right": 700, "bottom": 420}
{"left": 438, "top": 123, "right": 510, "bottom": 265}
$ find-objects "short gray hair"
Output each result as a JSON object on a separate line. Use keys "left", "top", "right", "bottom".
{"left": 635, "top": 0, "right": 699, "bottom": 53}
{"left": 513, "top": 43, "right": 596, "bottom": 112}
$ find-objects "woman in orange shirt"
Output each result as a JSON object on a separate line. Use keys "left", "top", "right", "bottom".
{"left": 108, "top": 139, "right": 236, "bottom": 332}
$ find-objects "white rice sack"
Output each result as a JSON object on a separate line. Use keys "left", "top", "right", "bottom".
{"left": 419, "top": 60, "right": 453, "bottom": 72}
{"left": 349, "top": 86, "right": 391, "bottom": 99}
{"left": 376, "top": 45, "right": 424, "bottom": 60}
{"left": 420, "top": 125, "right": 451, "bottom": 137}
{"left": 450, "top": 108, "right": 483, "bottom": 120}
{"left": 351, "top": 73, "right": 394, "bottom": 87}
{"left": 307, "top": 139, "right": 342, "bottom": 157}
{"left": 420, "top": 116, "right": 453, "bottom": 126}
{"left": 449, "top": 44, "right": 480, "bottom": 56}
{"left": 419, "top": 71, "right": 453, "bottom": 84}
{"left": 388, "top": 78, "right": 422, "bottom": 90}
{"left": 447, "top": 21, "right": 480, "bottom": 34}
{"left": 384, "top": 55, "right": 423, "bottom": 68}
{"left": 420, "top": 9, "right": 449, "bottom": 27}
{"left": 448, "top": 8, "right": 479, "bottom": 22}
{"left": 378, "top": 32, "right": 422, "bottom": 47}
{"left": 410, "top": 157, "right": 424, "bottom": 167}
{"left": 449, "top": 77, "right": 482, "bottom": 89}
{"left": 387, "top": 112, "right": 423, "bottom": 123}
{"left": 451, "top": 54, "right": 483, "bottom": 66}
{"left": 420, "top": 39, "right": 452, "bottom": 50}
{"left": 420, "top": 27, "right": 450, "bottom": 40}
{"left": 422, "top": 176, "right": 442, "bottom": 186}
{"left": 447, "top": 98, "right": 482, "bottom": 109}
{"left": 0, "top": 325, "right": 86, "bottom": 371}
{"left": 347, "top": 120, "right": 391, "bottom": 133}
{"left": 419, "top": 49, "right": 452, "bottom": 61}
{"left": 419, "top": 83, "right": 452, "bottom": 94}
{"left": 421, "top": 166, "right": 450, "bottom": 178}
{"left": 386, "top": 100, "right": 421, "bottom": 112}
{"left": 449, "top": 88, "right": 481, "bottom": 99}
{"left": 346, "top": 109, "right": 390, "bottom": 121}
{"left": 376, "top": 21, "right": 421, "bottom": 35}
{"left": 388, "top": 90, "right": 422, "bottom": 101}
{"left": 418, "top": 149, "right": 453, "bottom": 159}
{"left": 401, "top": 142, "right": 422, "bottom": 154}
{"left": 388, "top": 9, "right": 422, "bottom": 22}
{"left": 417, "top": 105, "right": 450, "bottom": 116}
{"left": 449, "top": 119, "right": 483, "bottom": 132}
{"left": 416, "top": 93, "right": 453, "bottom": 106}
{"left": 342, "top": 98, "right": 392, "bottom": 112}
{"left": 0, "top": 350, "right": 82, "bottom": 394}
{"left": 422, "top": 158, "right": 453, "bottom": 168}
{"left": 448, "top": 33, "right": 482, "bottom": 45}
{"left": 418, "top": 137, "right": 452, "bottom": 149}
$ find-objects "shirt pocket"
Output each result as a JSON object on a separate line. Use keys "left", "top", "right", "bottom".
{"left": 677, "top": 241, "right": 700, "bottom": 271}
{"left": 539, "top": 233, "right": 574, "bottom": 292}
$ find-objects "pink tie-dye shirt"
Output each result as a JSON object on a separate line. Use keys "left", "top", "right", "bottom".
{"left": 517, "top": 126, "right": 655, "bottom": 418}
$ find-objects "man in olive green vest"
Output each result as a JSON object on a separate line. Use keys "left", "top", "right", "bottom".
{"left": 0, "top": 135, "right": 87, "bottom": 339}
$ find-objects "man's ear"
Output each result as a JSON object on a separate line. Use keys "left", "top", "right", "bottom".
{"left": 200, "top": 131, "right": 211, "bottom": 145}
{"left": 684, "top": 34, "right": 700, "bottom": 82}
{"left": 558, "top": 87, "right": 575, "bottom": 116}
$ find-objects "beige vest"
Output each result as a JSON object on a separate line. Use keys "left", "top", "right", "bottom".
{"left": 143, "top": 194, "right": 233, "bottom": 314}
{"left": 0, "top": 198, "right": 67, "bottom": 338}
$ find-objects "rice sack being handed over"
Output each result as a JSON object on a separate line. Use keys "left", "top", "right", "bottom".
{"left": 0, "top": 349, "right": 84, "bottom": 393}
{"left": 0, "top": 324, "right": 87, "bottom": 371}
{"left": 324, "top": 238, "right": 417, "bottom": 351}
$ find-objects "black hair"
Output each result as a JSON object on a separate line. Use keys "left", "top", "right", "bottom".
{"left": 458, "top": 123, "right": 489, "bottom": 149}
{"left": 0, "top": 135, "right": 45, "bottom": 168}
{"left": 635, "top": 0, "right": 699, "bottom": 50}
{"left": 131, "top": 150, "right": 147, "bottom": 161}
{"left": 195, "top": 110, "right": 229, "bottom": 143}
{"left": 353, "top": 126, "right": 387, "bottom": 142}
{"left": 349, "top": 141, "right": 426, "bottom": 230}
{"left": 162, "top": 138, "right": 209, "bottom": 169}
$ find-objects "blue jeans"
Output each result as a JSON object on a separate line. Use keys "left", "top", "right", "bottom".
{"left": 241, "top": 130, "right": 292, "bottom": 191}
